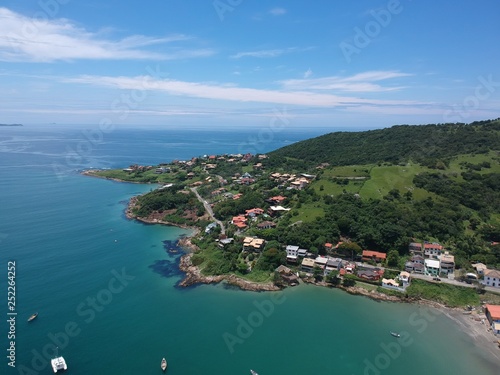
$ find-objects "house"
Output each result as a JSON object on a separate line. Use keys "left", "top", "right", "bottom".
{"left": 205, "top": 222, "right": 218, "bottom": 233}
{"left": 267, "top": 195, "right": 286, "bottom": 204}
{"left": 382, "top": 278, "right": 400, "bottom": 288}
{"left": 257, "top": 221, "right": 276, "bottom": 230}
{"left": 218, "top": 238, "right": 234, "bottom": 247}
{"left": 286, "top": 245, "right": 300, "bottom": 263}
{"left": 405, "top": 261, "right": 424, "bottom": 274}
{"left": 410, "top": 255, "right": 425, "bottom": 264}
{"left": 232, "top": 216, "right": 247, "bottom": 229}
{"left": 242, "top": 237, "right": 265, "bottom": 252}
{"left": 362, "top": 250, "right": 387, "bottom": 263}
{"left": 245, "top": 208, "right": 264, "bottom": 217}
{"left": 398, "top": 271, "right": 411, "bottom": 288}
{"left": 268, "top": 206, "right": 291, "bottom": 216}
{"left": 484, "top": 305, "right": 500, "bottom": 334}
{"left": 301, "top": 258, "right": 315, "bottom": 272}
{"left": 482, "top": 269, "right": 500, "bottom": 288}
{"left": 424, "top": 259, "right": 440, "bottom": 276}
{"left": 424, "top": 243, "right": 443, "bottom": 259}
{"left": 314, "top": 256, "right": 328, "bottom": 270}
{"left": 275, "top": 265, "right": 292, "bottom": 274}
{"left": 439, "top": 252, "right": 455, "bottom": 275}
{"left": 408, "top": 242, "right": 423, "bottom": 255}
{"left": 472, "top": 263, "right": 488, "bottom": 275}
{"left": 325, "top": 258, "right": 343, "bottom": 275}
{"left": 356, "top": 269, "right": 382, "bottom": 281}
{"left": 298, "top": 248, "right": 308, "bottom": 258}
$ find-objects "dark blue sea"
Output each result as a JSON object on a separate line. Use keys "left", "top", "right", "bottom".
{"left": 0, "top": 124, "right": 498, "bottom": 375}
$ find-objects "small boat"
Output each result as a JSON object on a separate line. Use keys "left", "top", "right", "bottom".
{"left": 51, "top": 356, "right": 67, "bottom": 373}
{"left": 390, "top": 331, "right": 401, "bottom": 338}
{"left": 27, "top": 312, "right": 38, "bottom": 322}
{"left": 250, "top": 370, "right": 259, "bottom": 375}
{"left": 161, "top": 358, "right": 167, "bottom": 372}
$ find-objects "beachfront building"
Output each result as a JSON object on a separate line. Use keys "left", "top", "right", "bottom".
{"left": 484, "top": 305, "right": 500, "bottom": 334}
{"left": 399, "top": 271, "right": 411, "bottom": 288}
{"left": 424, "top": 259, "right": 440, "bottom": 276}
{"left": 482, "top": 269, "right": 500, "bottom": 288}
{"left": 301, "top": 258, "right": 315, "bottom": 273}
{"left": 286, "top": 245, "right": 300, "bottom": 263}
{"left": 439, "top": 252, "right": 455, "bottom": 275}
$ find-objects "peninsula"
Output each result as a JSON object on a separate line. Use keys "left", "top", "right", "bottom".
{"left": 84, "top": 119, "right": 500, "bottom": 309}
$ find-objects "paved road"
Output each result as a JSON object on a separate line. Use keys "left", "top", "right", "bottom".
{"left": 190, "top": 187, "right": 225, "bottom": 235}
{"left": 357, "top": 262, "right": 500, "bottom": 294}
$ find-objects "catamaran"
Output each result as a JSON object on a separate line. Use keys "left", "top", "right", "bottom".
{"left": 51, "top": 356, "right": 67, "bottom": 373}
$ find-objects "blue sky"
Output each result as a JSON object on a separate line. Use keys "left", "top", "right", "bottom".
{"left": 1, "top": 0, "right": 499, "bottom": 129}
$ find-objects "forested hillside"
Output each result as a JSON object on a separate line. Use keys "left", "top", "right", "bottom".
{"left": 266, "top": 119, "right": 500, "bottom": 170}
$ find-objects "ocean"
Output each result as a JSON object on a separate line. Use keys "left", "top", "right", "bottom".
{"left": 0, "top": 124, "right": 498, "bottom": 375}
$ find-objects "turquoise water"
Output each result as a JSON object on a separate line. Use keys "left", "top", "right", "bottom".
{"left": 1, "top": 125, "right": 498, "bottom": 374}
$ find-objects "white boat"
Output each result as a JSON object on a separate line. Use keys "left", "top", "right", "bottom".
{"left": 51, "top": 356, "right": 67, "bottom": 373}
{"left": 161, "top": 357, "right": 167, "bottom": 372}
{"left": 27, "top": 312, "right": 38, "bottom": 322}
{"left": 390, "top": 331, "right": 401, "bottom": 338}
{"left": 250, "top": 370, "right": 258, "bottom": 375}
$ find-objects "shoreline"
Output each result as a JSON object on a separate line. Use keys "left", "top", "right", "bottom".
{"left": 85, "top": 171, "right": 500, "bottom": 363}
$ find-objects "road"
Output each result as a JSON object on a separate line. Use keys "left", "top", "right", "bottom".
{"left": 190, "top": 187, "right": 225, "bottom": 235}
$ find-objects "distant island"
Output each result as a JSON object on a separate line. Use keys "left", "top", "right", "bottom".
{"left": 0, "top": 123, "right": 23, "bottom": 126}
{"left": 83, "top": 118, "right": 500, "bottom": 309}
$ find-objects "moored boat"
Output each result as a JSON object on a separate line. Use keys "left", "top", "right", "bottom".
{"left": 51, "top": 356, "right": 67, "bottom": 373}
{"left": 250, "top": 370, "right": 258, "bottom": 375}
{"left": 28, "top": 312, "right": 38, "bottom": 322}
{"left": 390, "top": 331, "right": 401, "bottom": 338}
{"left": 161, "top": 357, "right": 167, "bottom": 372}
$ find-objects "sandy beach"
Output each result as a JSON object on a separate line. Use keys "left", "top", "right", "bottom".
{"left": 440, "top": 307, "right": 500, "bottom": 363}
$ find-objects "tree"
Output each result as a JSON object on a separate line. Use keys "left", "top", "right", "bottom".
{"left": 386, "top": 249, "right": 400, "bottom": 268}
{"left": 313, "top": 266, "right": 324, "bottom": 282}
{"left": 326, "top": 270, "right": 340, "bottom": 286}
{"left": 342, "top": 274, "right": 356, "bottom": 287}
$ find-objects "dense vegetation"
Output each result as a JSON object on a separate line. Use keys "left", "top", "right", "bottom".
{"left": 266, "top": 119, "right": 500, "bottom": 169}
{"left": 101, "top": 118, "right": 500, "bottom": 283}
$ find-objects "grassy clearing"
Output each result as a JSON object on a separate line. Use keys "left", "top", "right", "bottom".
{"left": 321, "top": 165, "right": 372, "bottom": 178}
{"left": 447, "top": 151, "right": 500, "bottom": 175}
{"left": 290, "top": 203, "right": 324, "bottom": 223}
{"left": 311, "top": 179, "right": 362, "bottom": 196}
{"left": 359, "top": 163, "right": 431, "bottom": 200}
{"left": 406, "top": 279, "right": 480, "bottom": 307}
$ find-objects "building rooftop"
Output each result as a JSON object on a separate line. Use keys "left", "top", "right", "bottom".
{"left": 485, "top": 305, "right": 500, "bottom": 321}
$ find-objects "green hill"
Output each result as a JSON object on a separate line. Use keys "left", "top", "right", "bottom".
{"left": 266, "top": 119, "right": 500, "bottom": 169}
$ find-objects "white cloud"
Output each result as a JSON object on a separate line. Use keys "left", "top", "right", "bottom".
{"left": 303, "top": 68, "right": 313, "bottom": 79}
{"left": 0, "top": 7, "right": 214, "bottom": 62}
{"left": 269, "top": 8, "right": 287, "bottom": 16}
{"left": 281, "top": 71, "right": 413, "bottom": 92}
{"left": 63, "top": 74, "right": 426, "bottom": 108}
{"left": 230, "top": 46, "right": 313, "bottom": 59}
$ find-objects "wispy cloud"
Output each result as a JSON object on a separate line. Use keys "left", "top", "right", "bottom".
{"left": 0, "top": 7, "right": 213, "bottom": 62}
{"left": 269, "top": 8, "right": 287, "bottom": 16}
{"left": 62, "top": 74, "right": 425, "bottom": 109}
{"left": 281, "top": 71, "right": 412, "bottom": 92}
{"left": 230, "top": 46, "right": 311, "bottom": 59}
{"left": 303, "top": 68, "right": 313, "bottom": 79}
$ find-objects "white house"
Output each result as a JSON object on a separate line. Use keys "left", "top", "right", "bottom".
{"left": 424, "top": 259, "right": 440, "bottom": 276}
{"left": 482, "top": 269, "right": 500, "bottom": 288}
{"left": 286, "top": 245, "right": 299, "bottom": 263}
